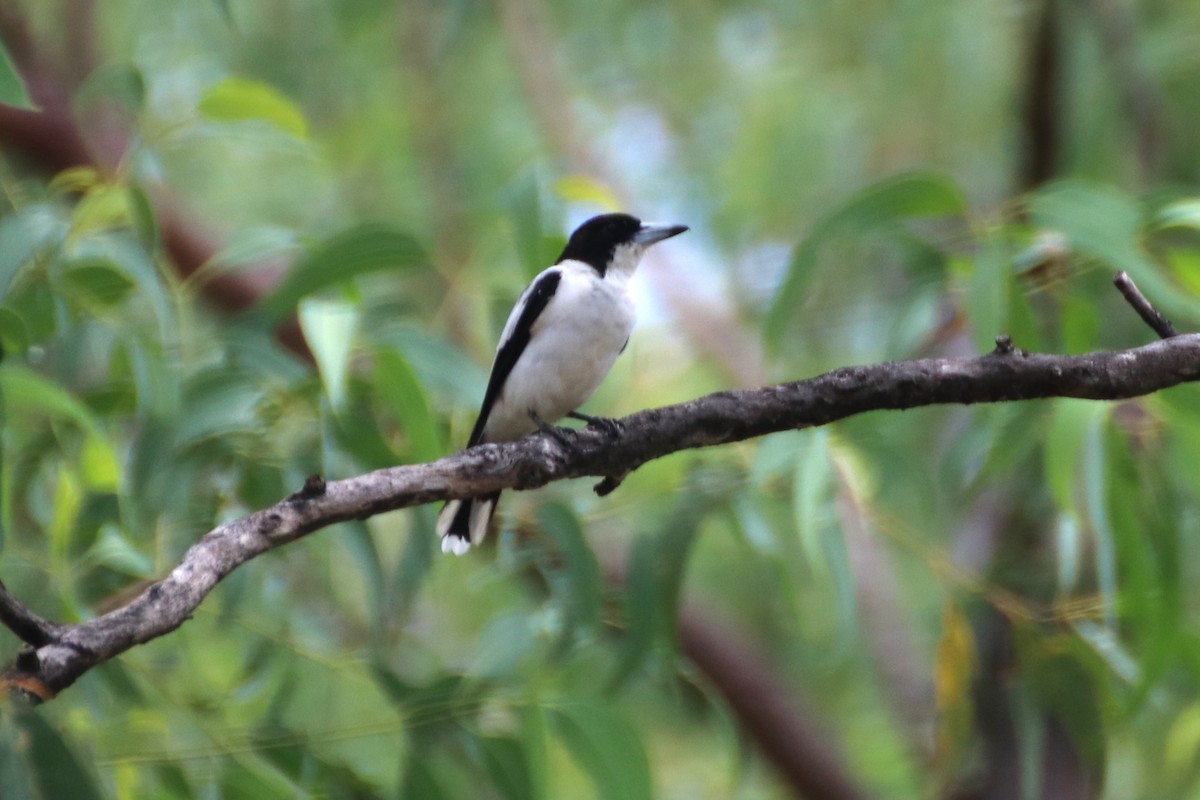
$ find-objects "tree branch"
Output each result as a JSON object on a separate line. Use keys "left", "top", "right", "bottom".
{"left": 678, "top": 609, "right": 874, "bottom": 800}
{"left": 3, "top": 333, "right": 1200, "bottom": 698}
{"left": 1113, "top": 270, "right": 1177, "bottom": 339}
{"left": 0, "top": 580, "right": 62, "bottom": 648}
{"left": 1019, "top": 0, "right": 1062, "bottom": 190}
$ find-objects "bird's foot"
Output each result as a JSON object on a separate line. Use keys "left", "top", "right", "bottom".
{"left": 567, "top": 410, "right": 623, "bottom": 439}
{"left": 528, "top": 409, "right": 577, "bottom": 450}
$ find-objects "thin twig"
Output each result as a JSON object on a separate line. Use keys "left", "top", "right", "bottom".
{"left": 1113, "top": 270, "right": 1177, "bottom": 339}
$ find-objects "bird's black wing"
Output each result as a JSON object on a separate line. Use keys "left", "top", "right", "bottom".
{"left": 466, "top": 269, "right": 563, "bottom": 447}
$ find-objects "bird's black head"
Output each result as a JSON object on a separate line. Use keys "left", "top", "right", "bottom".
{"left": 556, "top": 213, "right": 687, "bottom": 275}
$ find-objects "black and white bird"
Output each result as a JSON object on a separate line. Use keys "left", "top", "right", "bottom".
{"left": 437, "top": 213, "right": 688, "bottom": 555}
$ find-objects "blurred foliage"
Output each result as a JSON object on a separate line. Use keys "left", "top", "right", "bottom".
{"left": 2, "top": 0, "right": 1200, "bottom": 798}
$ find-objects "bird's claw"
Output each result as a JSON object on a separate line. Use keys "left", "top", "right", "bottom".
{"left": 567, "top": 411, "right": 623, "bottom": 439}
{"left": 528, "top": 409, "right": 577, "bottom": 450}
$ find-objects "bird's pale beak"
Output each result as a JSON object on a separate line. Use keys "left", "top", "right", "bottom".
{"left": 634, "top": 222, "right": 689, "bottom": 246}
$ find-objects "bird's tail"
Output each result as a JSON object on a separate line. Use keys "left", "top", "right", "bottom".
{"left": 436, "top": 492, "right": 500, "bottom": 555}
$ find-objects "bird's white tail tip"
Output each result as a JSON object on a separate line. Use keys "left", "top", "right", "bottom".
{"left": 441, "top": 535, "right": 472, "bottom": 556}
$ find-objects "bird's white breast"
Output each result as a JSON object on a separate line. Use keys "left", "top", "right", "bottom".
{"left": 484, "top": 262, "right": 635, "bottom": 442}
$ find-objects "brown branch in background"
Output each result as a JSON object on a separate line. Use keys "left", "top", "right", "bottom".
{"left": 1020, "top": 0, "right": 1165, "bottom": 189}
{"left": 1019, "top": 0, "right": 1062, "bottom": 190}
{"left": 0, "top": 7, "right": 311, "bottom": 361}
{"left": 62, "top": 0, "right": 99, "bottom": 86}
{"left": 0, "top": 7, "right": 91, "bottom": 172}
{"left": 1113, "top": 270, "right": 1177, "bottom": 339}
{"left": 679, "top": 611, "right": 873, "bottom": 800}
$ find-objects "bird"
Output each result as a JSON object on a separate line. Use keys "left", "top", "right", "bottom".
{"left": 436, "top": 212, "right": 689, "bottom": 555}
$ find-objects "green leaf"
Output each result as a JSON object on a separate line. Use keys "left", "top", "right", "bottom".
{"left": 70, "top": 184, "right": 138, "bottom": 237}
{"left": 1043, "top": 399, "right": 1094, "bottom": 512}
{"left": 966, "top": 234, "right": 1011, "bottom": 352}
{"left": 198, "top": 77, "right": 309, "bottom": 138}
{"left": 1162, "top": 247, "right": 1200, "bottom": 297}
{"left": 60, "top": 257, "right": 137, "bottom": 310}
{"left": 553, "top": 175, "right": 620, "bottom": 210}
{"left": 1029, "top": 179, "right": 1197, "bottom": 320}
{"left": 520, "top": 706, "right": 550, "bottom": 800}
{"left": 0, "top": 716, "right": 36, "bottom": 800}
{"left": 1154, "top": 199, "right": 1200, "bottom": 231}
{"left": 213, "top": 0, "right": 236, "bottom": 25}
{"left": 1082, "top": 410, "right": 1117, "bottom": 631}
{"left": 503, "top": 168, "right": 562, "bottom": 280}
{"left": 49, "top": 465, "right": 83, "bottom": 577}
{"left": 730, "top": 491, "right": 774, "bottom": 553}
{"left": 0, "top": 204, "right": 64, "bottom": 297}
{"left": 611, "top": 474, "right": 714, "bottom": 689}
{"left": 0, "top": 41, "right": 34, "bottom": 110}
{"left": 218, "top": 756, "right": 303, "bottom": 799}
{"left": 1028, "top": 180, "right": 1143, "bottom": 265}
{"left": 6, "top": 282, "right": 54, "bottom": 343}
{"left": 481, "top": 736, "right": 536, "bottom": 800}
{"left": 1043, "top": 400, "right": 1117, "bottom": 627}
{"left": 1005, "top": 267, "right": 1044, "bottom": 352}
{"left": 15, "top": 712, "right": 104, "bottom": 800}
{"left": 126, "top": 182, "right": 159, "bottom": 248}
{"left": 538, "top": 502, "right": 603, "bottom": 636}
{"left": 371, "top": 669, "right": 480, "bottom": 741}
{"left": 467, "top": 613, "right": 536, "bottom": 679}
{"left": 1054, "top": 513, "right": 1082, "bottom": 594}
{"left": 0, "top": 365, "right": 104, "bottom": 434}
{"left": 377, "top": 324, "right": 487, "bottom": 403}
{"left": 1008, "top": 676, "right": 1046, "bottom": 799}
{"left": 793, "top": 428, "right": 834, "bottom": 570}
{"left": 612, "top": 532, "right": 660, "bottom": 689}
{"left": 824, "top": 442, "right": 867, "bottom": 637}
{"left": 550, "top": 702, "right": 653, "bottom": 800}
{"left": 374, "top": 348, "right": 443, "bottom": 463}
{"left": 1165, "top": 705, "right": 1200, "bottom": 777}
{"left": 1061, "top": 292, "right": 1100, "bottom": 354}
{"left": 400, "top": 753, "right": 445, "bottom": 800}
{"left": 262, "top": 224, "right": 426, "bottom": 321}
{"left": 86, "top": 524, "right": 154, "bottom": 577}
{"left": 766, "top": 170, "right": 966, "bottom": 349}
{"left": 342, "top": 520, "right": 386, "bottom": 632}
{"left": 76, "top": 63, "right": 146, "bottom": 117}
{"left": 174, "top": 369, "right": 264, "bottom": 445}
{"left": 80, "top": 430, "right": 120, "bottom": 491}
{"left": 1018, "top": 634, "right": 1108, "bottom": 773}
{"left": 299, "top": 297, "right": 359, "bottom": 409}
{"left": 1073, "top": 620, "right": 1139, "bottom": 686}
{"left": 200, "top": 225, "right": 300, "bottom": 286}
{"left": 0, "top": 307, "right": 28, "bottom": 356}
{"left": 393, "top": 506, "right": 436, "bottom": 614}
